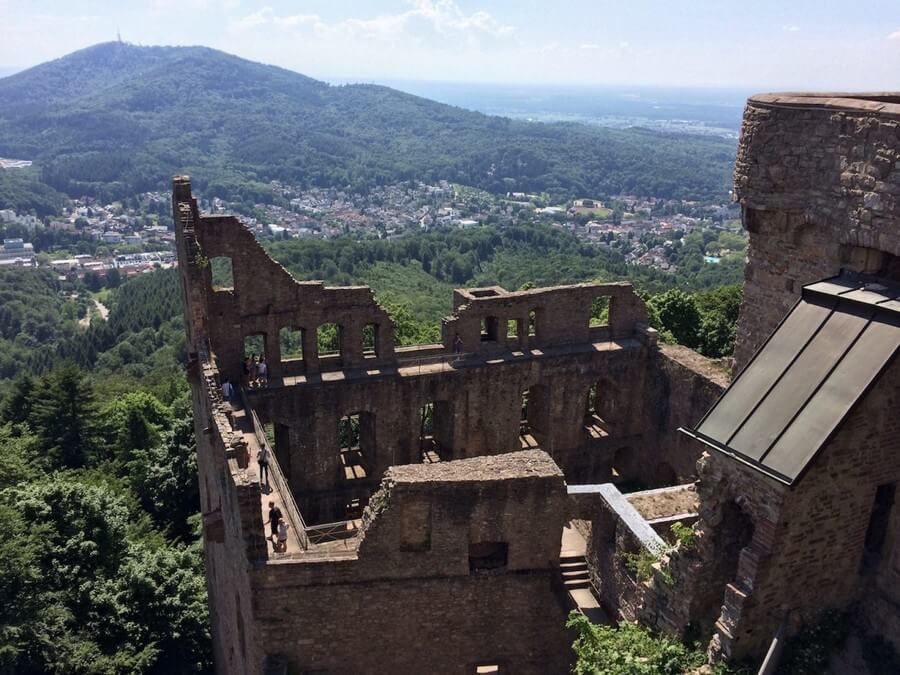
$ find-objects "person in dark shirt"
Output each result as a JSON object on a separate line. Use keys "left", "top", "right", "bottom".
{"left": 266, "top": 501, "right": 282, "bottom": 543}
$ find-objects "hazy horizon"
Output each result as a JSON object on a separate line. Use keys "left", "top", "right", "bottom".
{"left": 2, "top": 1, "right": 899, "bottom": 90}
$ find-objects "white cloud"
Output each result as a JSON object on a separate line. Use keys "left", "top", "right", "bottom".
{"left": 889, "top": 28, "right": 900, "bottom": 40}
{"left": 580, "top": 43, "right": 600, "bottom": 50}
{"left": 782, "top": 25, "right": 800, "bottom": 32}
{"left": 228, "top": 0, "right": 515, "bottom": 43}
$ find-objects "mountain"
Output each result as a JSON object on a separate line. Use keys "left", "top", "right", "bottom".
{"left": 0, "top": 42, "right": 736, "bottom": 203}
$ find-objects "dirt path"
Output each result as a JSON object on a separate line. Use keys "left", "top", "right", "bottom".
{"left": 78, "top": 299, "right": 110, "bottom": 328}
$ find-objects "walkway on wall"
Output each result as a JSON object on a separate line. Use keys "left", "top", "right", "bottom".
{"left": 255, "top": 338, "right": 639, "bottom": 391}
{"left": 561, "top": 523, "right": 608, "bottom": 624}
{"left": 229, "top": 393, "right": 361, "bottom": 560}
{"left": 230, "top": 403, "right": 305, "bottom": 557}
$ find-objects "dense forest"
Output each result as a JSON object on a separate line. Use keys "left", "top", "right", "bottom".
{"left": 0, "top": 219, "right": 741, "bottom": 673}
{"left": 0, "top": 268, "right": 205, "bottom": 673}
{"left": 0, "top": 42, "right": 735, "bottom": 208}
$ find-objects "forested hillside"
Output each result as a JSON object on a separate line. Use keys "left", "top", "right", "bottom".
{"left": 0, "top": 42, "right": 735, "bottom": 206}
{"left": 0, "top": 268, "right": 206, "bottom": 673}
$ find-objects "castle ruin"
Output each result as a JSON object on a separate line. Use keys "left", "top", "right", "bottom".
{"left": 177, "top": 92, "right": 900, "bottom": 673}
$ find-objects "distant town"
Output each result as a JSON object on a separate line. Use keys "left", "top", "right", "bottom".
{"left": 0, "top": 177, "right": 744, "bottom": 281}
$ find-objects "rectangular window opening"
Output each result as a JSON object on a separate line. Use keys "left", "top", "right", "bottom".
{"left": 318, "top": 323, "right": 342, "bottom": 359}
{"left": 528, "top": 309, "right": 537, "bottom": 337}
{"left": 469, "top": 541, "right": 508, "bottom": 574}
{"left": 279, "top": 326, "right": 304, "bottom": 361}
{"left": 420, "top": 402, "right": 442, "bottom": 463}
{"left": 243, "top": 334, "right": 265, "bottom": 359}
{"left": 520, "top": 389, "right": 540, "bottom": 449}
{"left": 481, "top": 316, "right": 500, "bottom": 342}
{"left": 210, "top": 256, "right": 233, "bottom": 290}
{"left": 590, "top": 296, "right": 611, "bottom": 327}
{"left": 585, "top": 381, "right": 609, "bottom": 438}
{"left": 363, "top": 323, "right": 379, "bottom": 358}
{"left": 339, "top": 413, "right": 366, "bottom": 480}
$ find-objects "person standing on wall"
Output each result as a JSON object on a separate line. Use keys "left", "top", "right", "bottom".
{"left": 258, "top": 445, "right": 270, "bottom": 488}
{"left": 276, "top": 519, "right": 289, "bottom": 553}
{"left": 266, "top": 500, "right": 282, "bottom": 547}
{"left": 257, "top": 356, "right": 268, "bottom": 388}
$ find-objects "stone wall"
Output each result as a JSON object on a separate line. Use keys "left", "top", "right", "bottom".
{"left": 569, "top": 484, "right": 667, "bottom": 622}
{"left": 179, "top": 174, "right": 727, "bottom": 524}
{"left": 733, "top": 94, "right": 900, "bottom": 370}
{"left": 175, "top": 179, "right": 267, "bottom": 674}
{"left": 251, "top": 451, "right": 572, "bottom": 674}
{"left": 638, "top": 355, "right": 900, "bottom": 662}
{"left": 715, "top": 355, "right": 900, "bottom": 659}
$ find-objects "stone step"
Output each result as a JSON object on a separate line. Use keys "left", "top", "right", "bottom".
{"left": 560, "top": 557, "right": 586, "bottom": 566}
{"left": 564, "top": 578, "right": 591, "bottom": 590}
{"left": 561, "top": 568, "right": 589, "bottom": 579}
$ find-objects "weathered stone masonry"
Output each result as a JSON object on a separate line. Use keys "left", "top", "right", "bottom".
{"left": 174, "top": 174, "right": 726, "bottom": 674}
{"left": 734, "top": 93, "right": 900, "bottom": 370}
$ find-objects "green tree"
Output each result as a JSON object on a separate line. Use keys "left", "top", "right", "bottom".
{"left": 2, "top": 477, "right": 211, "bottom": 674}
{"left": 648, "top": 289, "right": 702, "bottom": 349}
{"left": 127, "top": 400, "right": 199, "bottom": 538}
{"left": 28, "top": 365, "right": 98, "bottom": 468}
{"left": 696, "top": 284, "right": 742, "bottom": 357}
{"left": 99, "top": 391, "right": 169, "bottom": 464}
{"left": 0, "top": 373, "right": 36, "bottom": 425}
{"left": 0, "top": 504, "right": 42, "bottom": 670}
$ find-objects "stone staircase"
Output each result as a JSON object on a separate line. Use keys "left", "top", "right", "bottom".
{"left": 560, "top": 524, "right": 609, "bottom": 624}
{"left": 561, "top": 553, "right": 592, "bottom": 591}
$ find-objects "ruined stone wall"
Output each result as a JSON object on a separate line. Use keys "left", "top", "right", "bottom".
{"left": 649, "top": 345, "right": 730, "bottom": 483}
{"left": 196, "top": 214, "right": 396, "bottom": 382}
{"left": 190, "top": 361, "right": 268, "bottom": 675}
{"left": 443, "top": 281, "right": 648, "bottom": 353}
{"left": 250, "top": 452, "right": 572, "bottom": 674}
{"left": 733, "top": 94, "right": 900, "bottom": 370}
{"left": 250, "top": 339, "right": 651, "bottom": 521}
{"left": 246, "top": 340, "right": 725, "bottom": 524}
{"left": 176, "top": 180, "right": 272, "bottom": 675}
{"left": 570, "top": 484, "right": 666, "bottom": 622}
{"left": 174, "top": 176, "right": 731, "bottom": 673}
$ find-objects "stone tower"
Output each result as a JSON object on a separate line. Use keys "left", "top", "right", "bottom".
{"left": 732, "top": 93, "right": 900, "bottom": 371}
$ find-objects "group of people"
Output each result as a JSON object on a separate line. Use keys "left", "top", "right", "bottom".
{"left": 243, "top": 354, "right": 268, "bottom": 388}
{"left": 266, "top": 500, "right": 290, "bottom": 553}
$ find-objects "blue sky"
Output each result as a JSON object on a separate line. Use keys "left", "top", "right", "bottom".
{"left": 2, "top": 0, "right": 899, "bottom": 88}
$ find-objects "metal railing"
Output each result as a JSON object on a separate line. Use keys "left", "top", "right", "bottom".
{"left": 240, "top": 387, "right": 311, "bottom": 550}
{"left": 305, "top": 519, "right": 360, "bottom": 545}
{"left": 395, "top": 350, "right": 475, "bottom": 375}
